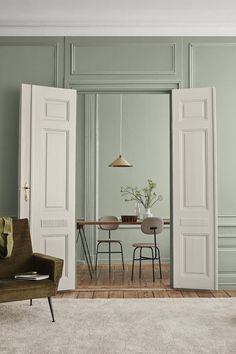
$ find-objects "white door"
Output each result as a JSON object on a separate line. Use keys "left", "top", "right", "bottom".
{"left": 172, "top": 87, "right": 218, "bottom": 290}
{"left": 19, "top": 84, "right": 77, "bottom": 290}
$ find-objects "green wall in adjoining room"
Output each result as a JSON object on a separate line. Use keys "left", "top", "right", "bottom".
{"left": 0, "top": 36, "right": 236, "bottom": 288}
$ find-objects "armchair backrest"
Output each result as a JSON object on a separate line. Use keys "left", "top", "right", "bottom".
{"left": 0, "top": 218, "right": 33, "bottom": 279}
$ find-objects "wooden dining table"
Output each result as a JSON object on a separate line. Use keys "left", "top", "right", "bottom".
{"left": 76, "top": 218, "right": 170, "bottom": 278}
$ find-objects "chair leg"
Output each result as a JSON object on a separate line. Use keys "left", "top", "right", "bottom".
{"left": 151, "top": 247, "right": 155, "bottom": 282}
{"left": 131, "top": 247, "right": 138, "bottom": 281}
{"left": 119, "top": 242, "right": 125, "bottom": 271}
{"left": 157, "top": 247, "right": 162, "bottom": 279}
{"left": 139, "top": 247, "right": 142, "bottom": 279}
{"left": 95, "top": 242, "right": 100, "bottom": 272}
{"left": 30, "top": 299, "right": 32, "bottom": 306}
{"left": 108, "top": 242, "right": 111, "bottom": 273}
{"left": 48, "top": 297, "right": 55, "bottom": 322}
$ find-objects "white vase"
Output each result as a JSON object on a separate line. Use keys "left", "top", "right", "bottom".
{"left": 143, "top": 208, "right": 153, "bottom": 219}
{"left": 135, "top": 202, "right": 141, "bottom": 219}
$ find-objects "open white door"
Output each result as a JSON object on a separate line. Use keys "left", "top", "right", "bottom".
{"left": 172, "top": 87, "right": 218, "bottom": 290}
{"left": 19, "top": 84, "right": 77, "bottom": 290}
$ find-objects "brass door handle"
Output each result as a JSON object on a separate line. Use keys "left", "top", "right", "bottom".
{"left": 23, "top": 182, "right": 30, "bottom": 202}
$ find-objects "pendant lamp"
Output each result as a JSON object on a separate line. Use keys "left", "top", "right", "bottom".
{"left": 109, "top": 94, "right": 133, "bottom": 167}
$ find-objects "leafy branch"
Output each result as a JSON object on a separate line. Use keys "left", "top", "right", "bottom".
{"left": 120, "top": 179, "right": 163, "bottom": 209}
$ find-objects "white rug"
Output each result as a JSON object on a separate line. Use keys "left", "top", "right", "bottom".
{"left": 0, "top": 298, "right": 236, "bottom": 354}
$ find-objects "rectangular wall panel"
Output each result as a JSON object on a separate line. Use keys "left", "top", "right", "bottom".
{"left": 45, "top": 100, "right": 69, "bottom": 121}
{"left": 70, "top": 42, "right": 176, "bottom": 75}
{"left": 42, "top": 234, "right": 68, "bottom": 276}
{"left": 181, "top": 99, "right": 207, "bottom": 120}
{"left": 181, "top": 233, "right": 209, "bottom": 276}
{"left": 44, "top": 130, "right": 68, "bottom": 209}
{"left": 181, "top": 130, "right": 207, "bottom": 209}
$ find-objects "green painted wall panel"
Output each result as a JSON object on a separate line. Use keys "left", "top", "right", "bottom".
{"left": 0, "top": 38, "right": 64, "bottom": 216}
{"left": 65, "top": 37, "right": 183, "bottom": 85}
{"left": 183, "top": 39, "right": 236, "bottom": 214}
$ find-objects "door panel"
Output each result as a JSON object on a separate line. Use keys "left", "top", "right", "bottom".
{"left": 172, "top": 87, "right": 217, "bottom": 290}
{"left": 19, "top": 84, "right": 76, "bottom": 290}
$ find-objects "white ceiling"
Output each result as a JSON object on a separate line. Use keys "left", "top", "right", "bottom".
{"left": 1, "top": 0, "right": 236, "bottom": 36}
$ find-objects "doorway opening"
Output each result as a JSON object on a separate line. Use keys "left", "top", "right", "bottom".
{"left": 76, "top": 91, "right": 171, "bottom": 291}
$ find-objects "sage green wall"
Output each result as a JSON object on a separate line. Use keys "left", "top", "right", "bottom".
{"left": 0, "top": 37, "right": 64, "bottom": 216}
{"left": 97, "top": 93, "right": 170, "bottom": 262}
{"left": 0, "top": 36, "right": 236, "bottom": 288}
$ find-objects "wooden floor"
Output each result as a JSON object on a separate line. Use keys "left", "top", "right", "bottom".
{"left": 55, "top": 263, "right": 236, "bottom": 299}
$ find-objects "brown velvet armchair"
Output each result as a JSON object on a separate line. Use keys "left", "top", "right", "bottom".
{"left": 0, "top": 218, "right": 63, "bottom": 322}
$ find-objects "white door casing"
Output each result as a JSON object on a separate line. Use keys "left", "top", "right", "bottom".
{"left": 19, "top": 84, "right": 77, "bottom": 290}
{"left": 172, "top": 87, "right": 218, "bottom": 290}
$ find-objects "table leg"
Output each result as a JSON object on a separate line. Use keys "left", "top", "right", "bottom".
{"left": 77, "top": 226, "right": 94, "bottom": 278}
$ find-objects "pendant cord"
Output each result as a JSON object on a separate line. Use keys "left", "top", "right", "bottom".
{"left": 120, "top": 94, "right": 123, "bottom": 156}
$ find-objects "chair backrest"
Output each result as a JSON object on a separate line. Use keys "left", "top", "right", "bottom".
{"left": 0, "top": 218, "right": 33, "bottom": 279}
{"left": 99, "top": 216, "right": 119, "bottom": 231}
{"left": 141, "top": 217, "right": 163, "bottom": 235}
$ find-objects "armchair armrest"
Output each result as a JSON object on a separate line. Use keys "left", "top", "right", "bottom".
{"left": 33, "top": 253, "right": 63, "bottom": 285}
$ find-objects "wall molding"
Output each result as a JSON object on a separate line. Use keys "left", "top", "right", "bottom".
{"left": 189, "top": 42, "right": 236, "bottom": 88}
{"left": 67, "top": 80, "right": 182, "bottom": 92}
{"left": 0, "top": 41, "right": 59, "bottom": 87}
{"left": 70, "top": 42, "right": 176, "bottom": 76}
{"left": 84, "top": 94, "right": 98, "bottom": 256}
{"left": 2, "top": 24, "right": 236, "bottom": 37}
{"left": 218, "top": 214, "right": 236, "bottom": 227}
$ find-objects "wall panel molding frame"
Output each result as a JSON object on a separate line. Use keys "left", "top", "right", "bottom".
{"left": 67, "top": 80, "right": 182, "bottom": 92}
{"left": 188, "top": 42, "right": 236, "bottom": 88}
{"left": 84, "top": 94, "right": 98, "bottom": 258}
{"left": 218, "top": 215, "right": 236, "bottom": 289}
{"left": 70, "top": 42, "right": 176, "bottom": 76}
{"left": 0, "top": 41, "right": 60, "bottom": 87}
{"left": 218, "top": 215, "right": 236, "bottom": 227}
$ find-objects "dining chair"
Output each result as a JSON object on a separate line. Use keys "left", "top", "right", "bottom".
{"left": 95, "top": 216, "right": 124, "bottom": 273}
{"left": 131, "top": 217, "right": 163, "bottom": 282}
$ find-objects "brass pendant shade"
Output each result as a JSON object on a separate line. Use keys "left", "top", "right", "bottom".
{"left": 109, "top": 95, "right": 133, "bottom": 168}
{"left": 109, "top": 154, "right": 133, "bottom": 167}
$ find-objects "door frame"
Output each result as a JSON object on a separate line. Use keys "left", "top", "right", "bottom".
{"left": 69, "top": 80, "right": 218, "bottom": 289}
{"left": 70, "top": 80, "right": 181, "bottom": 287}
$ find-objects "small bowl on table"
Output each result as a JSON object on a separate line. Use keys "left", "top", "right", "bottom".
{"left": 121, "top": 215, "right": 138, "bottom": 223}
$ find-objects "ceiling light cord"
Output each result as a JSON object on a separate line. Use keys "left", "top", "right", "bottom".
{"left": 120, "top": 94, "right": 123, "bottom": 156}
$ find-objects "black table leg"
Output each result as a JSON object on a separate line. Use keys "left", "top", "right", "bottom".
{"left": 77, "top": 226, "right": 94, "bottom": 278}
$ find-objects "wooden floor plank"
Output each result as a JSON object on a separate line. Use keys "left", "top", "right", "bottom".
{"left": 54, "top": 292, "right": 64, "bottom": 298}
{"left": 181, "top": 290, "right": 198, "bottom": 298}
{"left": 196, "top": 290, "right": 214, "bottom": 298}
{"left": 77, "top": 291, "right": 94, "bottom": 299}
{"left": 167, "top": 290, "right": 183, "bottom": 298}
{"left": 153, "top": 290, "right": 169, "bottom": 298}
{"left": 93, "top": 291, "right": 109, "bottom": 299}
{"left": 138, "top": 290, "right": 154, "bottom": 298}
{"left": 225, "top": 290, "right": 236, "bottom": 297}
{"left": 211, "top": 290, "right": 229, "bottom": 298}
{"left": 123, "top": 291, "right": 138, "bottom": 298}
{"left": 109, "top": 291, "right": 124, "bottom": 298}
{"left": 61, "top": 291, "right": 78, "bottom": 298}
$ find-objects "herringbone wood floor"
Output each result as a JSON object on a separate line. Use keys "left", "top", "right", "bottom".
{"left": 55, "top": 263, "right": 236, "bottom": 299}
